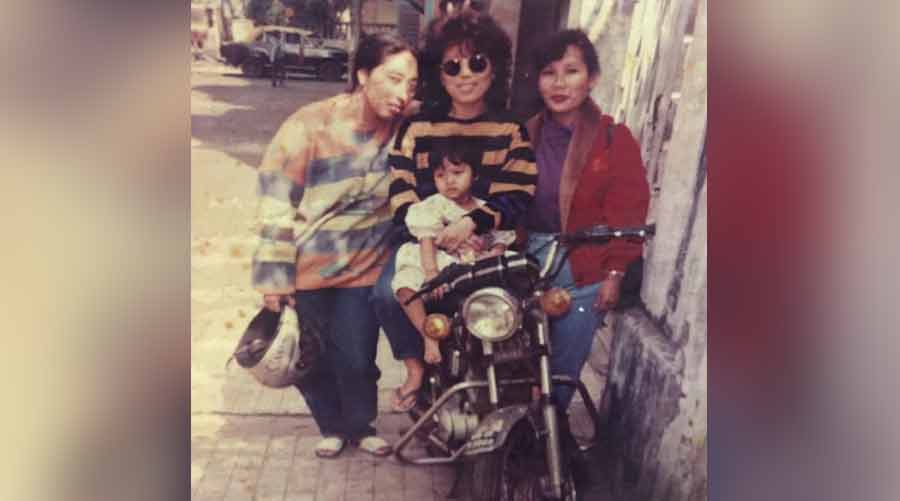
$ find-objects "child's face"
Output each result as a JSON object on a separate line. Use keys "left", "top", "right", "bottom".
{"left": 434, "top": 157, "right": 474, "bottom": 202}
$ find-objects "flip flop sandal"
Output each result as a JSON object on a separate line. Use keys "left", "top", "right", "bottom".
{"left": 392, "top": 387, "right": 419, "bottom": 413}
{"left": 356, "top": 435, "right": 392, "bottom": 457}
{"left": 314, "top": 436, "right": 346, "bottom": 459}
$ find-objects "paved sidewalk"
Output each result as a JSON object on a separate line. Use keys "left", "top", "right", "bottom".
{"left": 191, "top": 404, "right": 611, "bottom": 501}
{"left": 191, "top": 413, "right": 457, "bottom": 501}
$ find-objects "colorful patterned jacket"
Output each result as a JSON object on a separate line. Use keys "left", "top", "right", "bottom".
{"left": 252, "top": 93, "right": 400, "bottom": 293}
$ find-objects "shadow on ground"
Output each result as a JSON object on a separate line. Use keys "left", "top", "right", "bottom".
{"left": 191, "top": 72, "right": 346, "bottom": 168}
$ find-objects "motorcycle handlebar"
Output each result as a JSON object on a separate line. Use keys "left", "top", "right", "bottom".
{"left": 406, "top": 224, "right": 655, "bottom": 304}
{"left": 561, "top": 224, "right": 655, "bottom": 243}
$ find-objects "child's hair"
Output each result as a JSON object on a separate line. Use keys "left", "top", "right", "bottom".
{"left": 430, "top": 138, "right": 481, "bottom": 175}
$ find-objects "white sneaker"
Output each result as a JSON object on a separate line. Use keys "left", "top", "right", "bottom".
{"left": 314, "top": 436, "right": 346, "bottom": 458}
{"left": 356, "top": 435, "right": 392, "bottom": 457}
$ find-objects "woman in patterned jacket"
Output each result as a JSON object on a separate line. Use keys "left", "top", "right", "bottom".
{"left": 252, "top": 33, "right": 418, "bottom": 459}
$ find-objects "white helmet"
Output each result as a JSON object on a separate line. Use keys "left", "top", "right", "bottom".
{"left": 230, "top": 305, "right": 319, "bottom": 388}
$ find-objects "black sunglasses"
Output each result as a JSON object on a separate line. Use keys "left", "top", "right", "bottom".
{"left": 440, "top": 53, "right": 489, "bottom": 76}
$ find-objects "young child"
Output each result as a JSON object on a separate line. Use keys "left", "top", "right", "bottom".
{"left": 390, "top": 146, "right": 515, "bottom": 410}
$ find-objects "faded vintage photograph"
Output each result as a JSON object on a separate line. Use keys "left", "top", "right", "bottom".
{"left": 191, "top": 1, "right": 707, "bottom": 499}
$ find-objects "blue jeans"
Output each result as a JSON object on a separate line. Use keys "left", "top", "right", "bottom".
{"left": 292, "top": 287, "right": 381, "bottom": 440}
{"left": 372, "top": 245, "right": 424, "bottom": 361}
{"left": 527, "top": 233, "right": 606, "bottom": 410}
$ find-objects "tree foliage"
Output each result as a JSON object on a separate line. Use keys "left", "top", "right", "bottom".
{"left": 245, "top": 0, "right": 278, "bottom": 25}
{"left": 245, "top": 0, "right": 354, "bottom": 37}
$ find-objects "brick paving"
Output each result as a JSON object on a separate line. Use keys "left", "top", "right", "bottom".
{"left": 191, "top": 413, "right": 456, "bottom": 501}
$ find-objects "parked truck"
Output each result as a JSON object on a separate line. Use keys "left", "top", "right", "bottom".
{"left": 220, "top": 26, "right": 349, "bottom": 81}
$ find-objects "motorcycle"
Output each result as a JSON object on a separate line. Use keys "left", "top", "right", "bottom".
{"left": 392, "top": 224, "right": 655, "bottom": 500}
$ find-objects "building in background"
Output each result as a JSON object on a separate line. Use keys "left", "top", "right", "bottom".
{"left": 334, "top": 0, "right": 404, "bottom": 38}
{"left": 191, "top": 2, "right": 223, "bottom": 50}
{"left": 192, "top": 0, "right": 246, "bottom": 53}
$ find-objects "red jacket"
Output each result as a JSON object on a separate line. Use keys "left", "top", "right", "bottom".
{"left": 526, "top": 99, "right": 650, "bottom": 287}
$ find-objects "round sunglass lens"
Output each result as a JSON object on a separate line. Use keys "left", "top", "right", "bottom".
{"left": 470, "top": 54, "right": 488, "bottom": 73}
{"left": 442, "top": 60, "right": 461, "bottom": 76}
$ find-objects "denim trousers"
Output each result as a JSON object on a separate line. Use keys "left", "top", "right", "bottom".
{"left": 526, "top": 233, "right": 606, "bottom": 410}
{"left": 292, "top": 287, "right": 381, "bottom": 440}
{"left": 372, "top": 245, "right": 425, "bottom": 361}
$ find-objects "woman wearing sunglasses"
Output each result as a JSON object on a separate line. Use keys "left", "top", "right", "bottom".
{"left": 372, "top": 10, "right": 537, "bottom": 412}
{"left": 524, "top": 29, "right": 650, "bottom": 410}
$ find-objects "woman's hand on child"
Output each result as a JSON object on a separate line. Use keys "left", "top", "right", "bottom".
{"left": 436, "top": 216, "right": 476, "bottom": 252}
{"left": 466, "top": 234, "right": 486, "bottom": 252}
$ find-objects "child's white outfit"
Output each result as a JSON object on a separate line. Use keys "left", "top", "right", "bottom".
{"left": 391, "top": 193, "right": 516, "bottom": 294}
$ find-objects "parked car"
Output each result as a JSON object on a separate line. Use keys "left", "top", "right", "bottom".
{"left": 220, "top": 26, "right": 348, "bottom": 81}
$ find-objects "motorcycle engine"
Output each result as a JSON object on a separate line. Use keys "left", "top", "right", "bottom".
{"left": 435, "top": 393, "right": 480, "bottom": 442}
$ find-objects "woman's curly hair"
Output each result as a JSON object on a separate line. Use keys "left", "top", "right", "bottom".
{"left": 418, "top": 10, "right": 512, "bottom": 114}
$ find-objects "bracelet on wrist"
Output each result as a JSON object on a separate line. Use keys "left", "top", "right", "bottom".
{"left": 607, "top": 269, "right": 625, "bottom": 280}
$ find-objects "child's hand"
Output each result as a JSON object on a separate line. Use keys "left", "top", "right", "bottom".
{"left": 424, "top": 268, "right": 448, "bottom": 300}
{"left": 466, "top": 234, "right": 486, "bottom": 252}
{"left": 428, "top": 284, "right": 450, "bottom": 301}
{"left": 487, "top": 245, "right": 506, "bottom": 257}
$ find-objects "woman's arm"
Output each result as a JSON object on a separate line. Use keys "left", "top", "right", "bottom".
{"left": 388, "top": 120, "right": 421, "bottom": 231}
{"left": 601, "top": 124, "right": 651, "bottom": 276}
{"left": 252, "top": 114, "right": 313, "bottom": 297}
{"left": 594, "top": 124, "right": 650, "bottom": 310}
{"left": 420, "top": 237, "right": 440, "bottom": 279}
{"left": 467, "top": 122, "right": 538, "bottom": 233}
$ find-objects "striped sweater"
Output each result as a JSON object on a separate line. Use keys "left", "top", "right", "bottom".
{"left": 252, "top": 93, "right": 399, "bottom": 293}
{"left": 388, "top": 110, "right": 537, "bottom": 235}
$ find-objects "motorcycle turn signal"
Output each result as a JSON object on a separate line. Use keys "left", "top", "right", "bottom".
{"left": 540, "top": 287, "right": 572, "bottom": 317}
{"left": 423, "top": 314, "right": 452, "bottom": 340}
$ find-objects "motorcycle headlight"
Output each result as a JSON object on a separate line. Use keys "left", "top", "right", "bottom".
{"left": 462, "top": 287, "right": 521, "bottom": 342}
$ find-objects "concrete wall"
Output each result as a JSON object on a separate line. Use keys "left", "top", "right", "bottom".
{"left": 570, "top": 1, "right": 707, "bottom": 500}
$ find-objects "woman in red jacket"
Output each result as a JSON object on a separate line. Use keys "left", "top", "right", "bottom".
{"left": 524, "top": 29, "right": 650, "bottom": 409}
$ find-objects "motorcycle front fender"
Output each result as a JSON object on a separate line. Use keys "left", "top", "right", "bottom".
{"left": 462, "top": 404, "right": 538, "bottom": 457}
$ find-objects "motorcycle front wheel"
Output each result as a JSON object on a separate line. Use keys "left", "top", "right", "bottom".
{"left": 467, "top": 421, "right": 577, "bottom": 501}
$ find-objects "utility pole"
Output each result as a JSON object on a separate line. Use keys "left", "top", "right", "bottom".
{"left": 348, "top": 0, "right": 362, "bottom": 86}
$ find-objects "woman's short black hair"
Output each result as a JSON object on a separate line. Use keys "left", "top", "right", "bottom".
{"left": 532, "top": 29, "right": 600, "bottom": 77}
{"left": 350, "top": 32, "right": 415, "bottom": 92}
{"left": 420, "top": 10, "right": 512, "bottom": 113}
